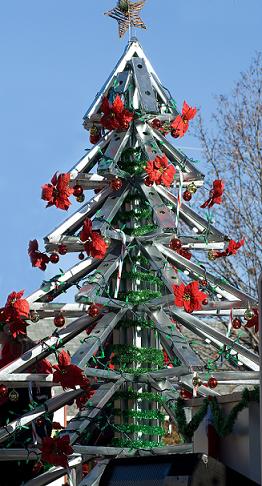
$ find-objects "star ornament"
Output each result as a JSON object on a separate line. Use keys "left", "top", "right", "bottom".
{"left": 105, "top": 1, "right": 146, "bottom": 38}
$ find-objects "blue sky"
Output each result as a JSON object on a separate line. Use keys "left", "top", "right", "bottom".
{"left": 0, "top": 0, "right": 261, "bottom": 303}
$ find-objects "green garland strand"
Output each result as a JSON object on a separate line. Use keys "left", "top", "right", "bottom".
{"left": 123, "top": 409, "right": 165, "bottom": 421}
{"left": 174, "top": 387, "right": 259, "bottom": 441}
{"left": 112, "top": 438, "right": 163, "bottom": 449}
{"left": 125, "top": 224, "right": 158, "bottom": 236}
{"left": 116, "top": 367, "right": 160, "bottom": 375}
{"left": 117, "top": 208, "right": 152, "bottom": 222}
{"left": 116, "top": 318, "right": 155, "bottom": 329}
{"left": 116, "top": 423, "right": 165, "bottom": 435}
{"left": 112, "top": 345, "right": 164, "bottom": 366}
{"left": 118, "top": 290, "right": 162, "bottom": 303}
{"left": 122, "top": 271, "right": 164, "bottom": 287}
{"left": 114, "top": 390, "right": 167, "bottom": 403}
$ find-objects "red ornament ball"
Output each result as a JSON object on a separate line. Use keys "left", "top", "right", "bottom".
{"left": 78, "top": 252, "right": 85, "bottom": 261}
{"left": 50, "top": 253, "right": 60, "bottom": 264}
{"left": 110, "top": 178, "right": 123, "bottom": 191}
{"left": 58, "top": 244, "right": 67, "bottom": 255}
{"left": 180, "top": 388, "right": 192, "bottom": 399}
{"left": 208, "top": 377, "right": 218, "bottom": 389}
{"left": 35, "top": 417, "right": 45, "bottom": 427}
{"left": 169, "top": 238, "right": 182, "bottom": 251}
{"left": 73, "top": 185, "right": 84, "bottom": 197}
{"left": 202, "top": 298, "right": 209, "bottom": 306}
{"left": 232, "top": 317, "right": 242, "bottom": 329}
{"left": 171, "top": 129, "right": 180, "bottom": 139}
{"left": 46, "top": 294, "right": 53, "bottom": 302}
{"left": 88, "top": 304, "right": 100, "bottom": 318}
{"left": 183, "top": 190, "right": 192, "bottom": 202}
{"left": 151, "top": 118, "right": 162, "bottom": 129}
{"left": 54, "top": 314, "right": 65, "bottom": 328}
{"left": 144, "top": 177, "right": 153, "bottom": 187}
{"left": 122, "top": 121, "right": 130, "bottom": 130}
{"left": 201, "top": 279, "right": 208, "bottom": 287}
{"left": 0, "top": 385, "right": 8, "bottom": 399}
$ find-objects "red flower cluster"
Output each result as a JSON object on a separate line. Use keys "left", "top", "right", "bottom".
{"left": 0, "top": 291, "right": 30, "bottom": 339}
{"left": 145, "top": 154, "right": 176, "bottom": 187}
{"left": 171, "top": 101, "right": 197, "bottom": 138}
{"left": 53, "top": 350, "right": 90, "bottom": 390}
{"left": 200, "top": 180, "right": 224, "bottom": 209}
{"left": 40, "top": 435, "right": 73, "bottom": 469}
{"left": 28, "top": 240, "right": 49, "bottom": 271}
{"left": 212, "top": 239, "right": 245, "bottom": 259}
{"left": 100, "top": 95, "right": 133, "bottom": 131}
{"left": 173, "top": 281, "right": 208, "bottom": 313}
{"left": 80, "top": 218, "right": 108, "bottom": 259}
{"left": 245, "top": 308, "right": 259, "bottom": 333}
{"left": 41, "top": 173, "right": 74, "bottom": 211}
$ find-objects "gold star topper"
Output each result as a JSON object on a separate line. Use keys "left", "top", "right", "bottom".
{"left": 105, "top": 0, "right": 147, "bottom": 38}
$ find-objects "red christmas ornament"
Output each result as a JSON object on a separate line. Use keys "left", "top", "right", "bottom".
{"left": 73, "top": 185, "right": 84, "bottom": 198}
{"left": 78, "top": 252, "right": 85, "bottom": 260}
{"left": 183, "top": 190, "right": 192, "bottom": 202}
{"left": 110, "top": 178, "right": 123, "bottom": 191}
{"left": 202, "top": 298, "right": 209, "bottom": 306}
{"left": 151, "top": 118, "right": 162, "bottom": 129}
{"left": 0, "top": 384, "right": 8, "bottom": 398}
{"left": 54, "top": 314, "right": 65, "bottom": 328}
{"left": 88, "top": 304, "right": 100, "bottom": 318}
{"left": 46, "top": 294, "right": 54, "bottom": 302}
{"left": 89, "top": 126, "right": 101, "bottom": 145}
{"left": 169, "top": 238, "right": 182, "bottom": 251}
{"left": 58, "top": 244, "right": 67, "bottom": 255}
{"left": 50, "top": 253, "right": 60, "bottom": 264}
{"left": 208, "top": 377, "right": 218, "bottom": 389}
{"left": 35, "top": 417, "right": 45, "bottom": 427}
{"left": 201, "top": 279, "right": 208, "bottom": 287}
{"left": 232, "top": 317, "right": 242, "bottom": 329}
{"left": 180, "top": 388, "right": 192, "bottom": 399}
{"left": 171, "top": 129, "right": 180, "bottom": 138}
{"left": 144, "top": 176, "right": 153, "bottom": 187}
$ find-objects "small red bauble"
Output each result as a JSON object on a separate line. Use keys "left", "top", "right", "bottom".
{"left": 0, "top": 385, "right": 8, "bottom": 398}
{"left": 232, "top": 317, "right": 242, "bottom": 329}
{"left": 78, "top": 252, "right": 85, "bottom": 260}
{"left": 201, "top": 279, "right": 208, "bottom": 287}
{"left": 54, "top": 314, "right": 65, "bottom": 328}
{"left": 144, "top": 177, "right": 153, "bottom": 187}
{"left": 171, "top": 129, "right": 180, "bottom": 138}
{"left": 208, "top": 377, "right": 218, "bottom": 389}
{"left": 46, "top": 294, "right": 54, "bottom": 302}
{"left": 35, "top": 417, "right": 45, "bottom": 427}
{"left": 183, "top": 190, "right": 192, "bottom": 202}
{"left": 88, "top": 304, "right": 100, "bottom": 318}
{"left": 58, "top": 244, "right": 67, "bottom": 255}
{"left": 110, "top": 178, "right": 123, "bottom": 191}
{"left": 151, "top": 118, "right": 162, "bottom": 129}
{"left": 50, "top": 253, "right": 60, "bottom": 264}
{"left": 180, "top": 388, "right": 192, "bottom": 399}
{"left": 122, "top": 121, "right": 130, "bottom": 130}
{"left": 202, "top": 298, "right": 209, "bottom": 306}
{"left": 73, "top": 185, "right": 84, "bottom": 197}
{"left": 169, "top": 238, "right": 182, "bottom": 251}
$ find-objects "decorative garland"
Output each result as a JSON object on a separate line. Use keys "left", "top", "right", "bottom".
{"left": 112, "top": 345, "right": 164, "bottom": 366}
{"left": 118, "top": 290, "right": 162, "bottom": 303}
{"left": 116, "top": 318, "right": 155, "bottom": 329}
{"left": 118, "top": 147, "right": 147, "bottom": 176}
{"left": 174, "top": 387, "right": 259, "bottom": 441}
{"left": 115, "top": 424, "right": 165, "bottom": 435}
{"left": 126, "top": 224, "right": 158, "bottom": 236}
{"left": 122, "top": 409, "right": 165, "bottom": 421}
{"left": 114, "top": 390, "right": 166, "bottom": 403}
{"left": 117, "top": 208, "right": 152, "bottom": 222}
{"left": 122, "top": 271, "right": 164, "bottom": 287}
{"left": 112, "top": 438, "right": 163, "bottom": 449}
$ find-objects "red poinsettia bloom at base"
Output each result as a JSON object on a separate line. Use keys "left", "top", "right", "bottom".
{"left": 100, "top": 95, "right": 133, "bottom": 131}
{"left": 40, "top": 435, "right": 73, "bottom": 469}
{"left": 28, "top": 239, "right": 50, "bottom": 271}
{"left": 41, "top": 173, "right": 74, "bottom": 210}
{"left": 53, "top": 350, "right": 90, "bottom": 390}
{"left": 173, "top": 281, "right": 208, "bottom": 313}
{"left": 245, "top": 309, "right": 259, "bottom": 333}
{"left": 80, "top": 218, "right": 108, "bottom": 259}
{"left": 145, "top": 154, "right": 176, "bottom": 187}
{"left": 212, "top": 239, "right": 245, "bottom": 259}
{"left": 0, "top": 290, "right": 30, "bottom": 339}
{"left": 200, "top": 180, "right": 225, "bottom": 209}
{"left": 170, "top": 101, "right": 197, "bottom": 138}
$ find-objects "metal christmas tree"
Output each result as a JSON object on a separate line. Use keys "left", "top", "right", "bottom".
{"left": 0, "top": 2, "right": 259, "bottom": 485}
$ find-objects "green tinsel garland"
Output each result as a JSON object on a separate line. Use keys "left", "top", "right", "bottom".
{"left": 112, "top": 345, "right": 164, "bottom": 366}
{"left": 112, "top": 438, "right": 163, "bottom": 449}
{"left": 116, "top": 423, "right": 165, "bottom": 435}
{"left": 116, "top": 367, "right": 160, "bottom": 375}
{"left": 118, "top": 147, "right": 147, "bottom": 176}
{"left": 118, "top": 290, "right": 162, "bottom": 303}
{"left": 116, "top": 318, "right": 155, "bottom": 329}
{"left": 123, "top": 409, "right": 165, "bottom": 421}
{"left": 125, "top": 224, "right": 158, "bottom": 236}
{"left": 122, "top": 271, "right": 164, "bottom": 287}
{"left": 114, "top": 390, "right": 166, "bottom": 403}
{"left": 117, "top": 208, "right": 152, "bottom": 222}
{"left": 174, "top": 387, "right": 259, "bottom": 441}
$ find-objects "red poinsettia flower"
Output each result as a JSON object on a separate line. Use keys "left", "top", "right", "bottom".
{"left": 145, "top": 154, "right": 176, "bottom": 187}
{"left": 171, "top": 101, "right": 197, "bottom": 138}
{"left": 200, "top": 180, "right": 225, "bottom": 209}
{"left": 80, "top": 218, "right": 108, "bottom": 259}
{"left": 28, "top": 239, "right": 49, "bottom": 271}
{"left": 41, "top": 173, "right": 74, "bottom": 211}
{"left": 53, "top": 350, "right": 89, "bottom": 390}
{"left": 100, "top": 95, "right": 133, "bottom": 131}
{"left": 212, "top": 239, "right": 245, "bottom": 259}
{"left": 245, "top": 308, "right": 259, "bottom": 333}
{"left": 0, "top": 291, "right": 30, "bottom": 339}
{"left": 40, "top": 435, "right": 73, "bottom": 469}
{"left": 173, "top": 281, "right": 208, "bottom": 313}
